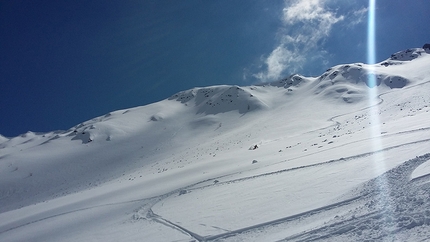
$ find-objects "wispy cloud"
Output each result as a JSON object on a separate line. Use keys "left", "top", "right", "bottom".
{"left": 251, "top": 0, "right": 355, "bottom": 82}
{"left": 348, "top": 7, "right": 368, "bottom": 27}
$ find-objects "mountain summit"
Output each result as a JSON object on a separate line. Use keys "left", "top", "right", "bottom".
{"left": 1, "top": 47, "right": 430, "bottom": 241}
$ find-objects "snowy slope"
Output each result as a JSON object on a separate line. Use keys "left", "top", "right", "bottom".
{"left": 1, "top": 47, "right": 430, "bottom": 241}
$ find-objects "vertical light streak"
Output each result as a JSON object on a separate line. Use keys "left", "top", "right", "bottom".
{"left": 367, "top": 0, "right": 382, "bottom": 165}
{"left": 367, "top": 0, "right": 393, "bottom": 231}
{"left": 367, "top": 0, "right": 376, "bottom": 66}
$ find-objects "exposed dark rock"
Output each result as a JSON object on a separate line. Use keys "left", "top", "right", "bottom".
{"left": 424, "top": 43, "right": 430, "bottom": 53}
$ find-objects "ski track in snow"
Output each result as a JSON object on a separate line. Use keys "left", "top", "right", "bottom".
{"left": 137, "top": 104, "right": 430, "bottom": 241}
{"left": 1, "top": 48, "right": 430, "bottom": 241}
{"left": 142, "top": 150, "right": 430, "bottom": 241}
{"left": 3, "top": 137, "right": 429, "bottom": 241}
{"left": 3, "top": 85, "right": 430, "bottom": 241}
{"left": 279, "top": 154, "right": 430, "bottom": 242}
{"left": 140, "top": 80, "right": 430, "bottom": 241}
{"left": 2, "top": 102, "right": 430, "bottom": 241}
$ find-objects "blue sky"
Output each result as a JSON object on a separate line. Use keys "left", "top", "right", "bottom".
{"left": 1, "top": 0, "right": 429, "bottom": 137}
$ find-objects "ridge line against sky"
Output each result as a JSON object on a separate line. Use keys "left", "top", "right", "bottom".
{"left": 1, "top": 0, "right": 430, "bottom": 137}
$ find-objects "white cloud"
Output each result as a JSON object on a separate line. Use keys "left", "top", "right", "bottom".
{"left": 348, "top": 7, "right": 368, "bottom": 26}
{"left": 252, "top": 0, "right": 345, "bottom": 82}
{"left": 283, "top": 0, "right": 342, "bottom": 25}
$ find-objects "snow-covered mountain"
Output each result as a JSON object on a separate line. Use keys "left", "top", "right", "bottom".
{"left": 1, "top": 47, "right": 430, "bottom": 241}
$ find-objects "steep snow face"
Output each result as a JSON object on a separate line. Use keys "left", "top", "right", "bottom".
{"left": 169, "top": 85, "right": 270, "bottom": 114}
{"left": 313, "top": 63, "right": 410, "bottom": 103}
{"left": 1, "top": 47, "right": 430, "bottom": 242}
{"left": 313, "top": 64, "right": 368, "bottom": 104}
{"left": 388, "top": 48, "right": 427, "bottom": 61}
{"left": 267, "top": 73, "right": 308, "bottom": 88}
{"left": 311, "top": 48, "right": 430, "bottom": 104}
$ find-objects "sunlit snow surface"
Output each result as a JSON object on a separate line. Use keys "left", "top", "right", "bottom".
{"left": 1, "top": 48, "right": 430, "bottom": 241}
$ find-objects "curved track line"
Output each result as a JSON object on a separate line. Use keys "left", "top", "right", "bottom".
{"left": 203, "top": 196, "right": 364, "bottom": 241}
{"left": 188, "top": 137, "right": 430, "bottom": 191}
{"left": 279, "top": 153, "right": 430, "bottom": 242}
{"left": 305, "top": 79, "right": 430, "bottom": 136}
{"left": 145, "top": 140, "right": 430, "bottom": 240}
{"left": 4, "top": 81, "right": 429, "bottom": 240}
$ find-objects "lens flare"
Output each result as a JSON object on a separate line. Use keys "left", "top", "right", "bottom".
{"left": 367, "top": 0, "right": 384, "bottom": 167}
{"left": 367, "top": 0, "right": 393, "bottom": 230}
{"left": 367, "top": 0, "right": 381, "bottom": 149}
{"left": 367, "top": 0, "right": 376, "bottom": 66}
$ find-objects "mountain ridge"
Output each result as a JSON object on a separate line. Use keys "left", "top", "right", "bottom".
{"left": 1, "top": 46, "right": 430, "bottom": 241}
{"left": 1, "top": 47, "right": 429, "bottom": 140}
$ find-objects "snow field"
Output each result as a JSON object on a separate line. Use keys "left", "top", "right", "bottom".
{"left": 1, "top": 48, "right": 430, "bottom": 241}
